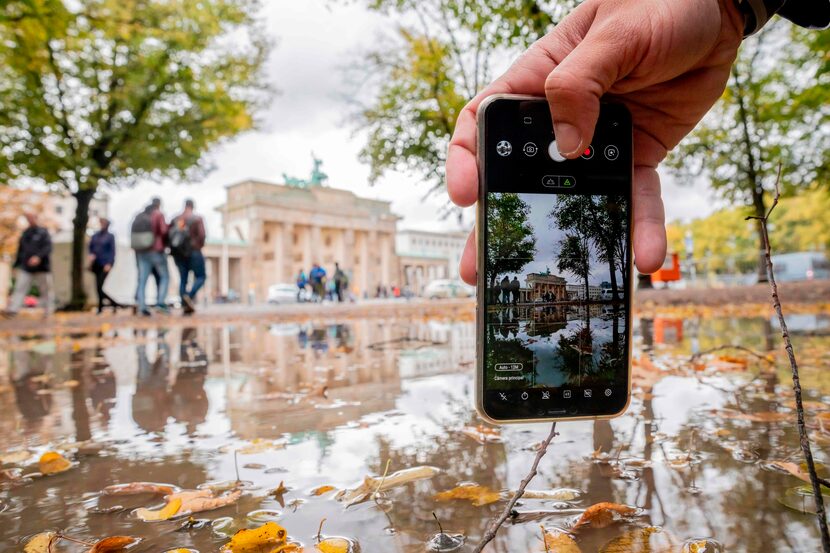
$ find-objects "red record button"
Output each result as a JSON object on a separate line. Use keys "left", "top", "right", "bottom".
{"left": 581, "top": 145, "right": 594, "bottom": 160}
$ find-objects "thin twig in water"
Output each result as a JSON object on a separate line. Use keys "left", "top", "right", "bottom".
{"left": 746, "top": 164, "right": 830, "bottom": 552}
{"left": 688, "top": 344, "right": 772, "bottom": 363}
{"left": 472, "top": 422, "right": 558, "bottom": 553}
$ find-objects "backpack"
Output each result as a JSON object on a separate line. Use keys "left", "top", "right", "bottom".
{"left": 130, "top": 211, "right": 154, "bottom": 251}
{"left": 168, "top": 217, "right": 193, "bottom": 258}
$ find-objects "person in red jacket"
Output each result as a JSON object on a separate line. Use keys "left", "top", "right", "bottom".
{"left": 169, "top": 199, "right": 207, "bottom": 315}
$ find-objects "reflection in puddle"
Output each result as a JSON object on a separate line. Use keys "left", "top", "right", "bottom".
{"left": 0, "top": 312, "right": 828, "bottom": 551}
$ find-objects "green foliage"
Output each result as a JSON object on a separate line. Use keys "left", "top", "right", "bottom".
{"left": 666, "top": 22, "right": 829, "bottom": 275}
{"left": 485, "top": 193, "right": 536, "bottom": 287}
{"left": 0, "top": 0, "right": 270, "bottom": 192}
{"left": 666, "top": 186, "right": 830, "bottom": 274}
{"left": 343, "top": 0, "right": 576, "bottom": 192}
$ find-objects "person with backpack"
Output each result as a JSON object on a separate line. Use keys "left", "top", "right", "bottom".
{"left": 169, "top": 199, "right": 206, "bottom": 315}
{"left": 131, "top": 198, "right": 170, "bottom": 316}
{"left": 296, "top": 269, "right": 308, "bottom": 302}
{"left": 309, "top": 263, "right": 326, "bottom": 303}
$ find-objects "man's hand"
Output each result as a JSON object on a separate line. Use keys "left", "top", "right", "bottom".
{"left": 446, "top": 0, "right": 744, "bottom": 284}
{"left": 104, "top": 264, "right": 112, "bottom": 273}
{"left": 27, "top": 256, "right": 41, "bottom": 268}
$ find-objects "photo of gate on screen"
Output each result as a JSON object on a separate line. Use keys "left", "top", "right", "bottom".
{"left": 485, "top": 191, "right": 629, "bottom": 392}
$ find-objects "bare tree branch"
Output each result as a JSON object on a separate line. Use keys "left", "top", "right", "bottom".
{"left": 746, "top": 163, "right": 830, "bottom": 552}
{"left": 472, "top": 422, "right": 558, "bottom": 553}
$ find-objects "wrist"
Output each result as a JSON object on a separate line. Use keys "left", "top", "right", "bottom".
{"left": 720, "top": 0, "right": 747, "bottom": 40}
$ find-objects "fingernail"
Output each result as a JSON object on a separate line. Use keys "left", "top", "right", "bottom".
{"left": 554, "top": 123, "right": 582, "bottom": 157}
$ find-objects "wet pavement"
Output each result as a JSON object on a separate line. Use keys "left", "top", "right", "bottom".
{"left": 1, "top": 306, "right": 829, "bottom": 551}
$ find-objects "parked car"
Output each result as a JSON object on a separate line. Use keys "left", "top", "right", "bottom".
{"left": 768, "top": 252, "right": 830, "bottom": 282}
{"left": 267, "top": 283, "right": 301, "bottom": 304}
{"left": 423, "top": 279, "right": 475, "bottom": 299}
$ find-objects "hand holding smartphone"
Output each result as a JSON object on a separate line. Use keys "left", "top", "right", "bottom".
{"left": 476, "top": 95, "right": 633, "bottom": 423}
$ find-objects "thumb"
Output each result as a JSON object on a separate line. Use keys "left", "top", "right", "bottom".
{"left": 544, "top": 28, "right": 632, "bottom": 158}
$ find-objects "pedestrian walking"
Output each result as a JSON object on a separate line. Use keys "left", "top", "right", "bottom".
{"left": 88, "top": 217, "right": 121, "bottom": 314}
{"left": 309, "top": 263, "right": 326, "bottom": 302}
{"left": 169, "top": 199, "right": 206, "bottom": 315}
{"left": 296, "top": 270, "right": 308, "bottom": 302}
{"left": 510, "top": 276, "right": 520, "bottom": 305}
{"left": 5, "top": 213, "right": 53, "bottom": 317}
{"left": 131, "top": 198, "right": 170, "bottom": 316}
{"left": 333, "top": 262, "right": 349, "bottom": 303}
{"left": 499, "top": 275, "right": 510, "bottom": 305}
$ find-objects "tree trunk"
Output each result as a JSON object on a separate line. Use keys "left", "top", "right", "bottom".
{"left": 68, "top": 188, "right": 94, "bottom": 310}
{"left": 607, "top": 256, "right": 619, "bottom": 301}
{"left": 637, "top": 272, "right": 653, "bottom": 290}
{"left": 751, "top": 185, "right": 768, "bottom": 283}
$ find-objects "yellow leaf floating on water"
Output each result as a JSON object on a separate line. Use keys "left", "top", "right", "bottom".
{"left": 572, "top": 502, "right": 638, "bottom": 530}
{"left": 39, "top": 451, "right": 72, "bottom": 475}
{"left": 172, "top": 488, "right": 242, "bottom": 515}
{"left": 24, "top": 532, "right": 57, "bottom": 553}
{"left": 600, "top": 527, "right": 676, "bottom": 553}
{"left": 220, "top": 522, "right": 300, "bottom": 553}
{"left": 434, "top": 483, "right": 502, "bottom": 506}
{"left": 88, "top": 536, "right": 139, "bottom": 552}
{"left": 540, "top": 527, "right": 581, "bottom": 552}
{"left": 103, "top": 482, "right": 177, "bottom": 496}
{"left": 311, "top": 485, "right": 336, "bottom": 496}
{"left": 316, "top": 537, "right": 352, "bottom": 553}
{"left": 523, "top": 488, "right": 581, "bottom": 501}
{"left": 135, "top": 497, "right": 182, "bottom": 522}
{"left": 460, "top": 425, "right": 502, "bottom": 444}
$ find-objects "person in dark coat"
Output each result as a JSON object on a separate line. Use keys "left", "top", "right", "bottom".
{"left": 6, "top": 213, "right": 53, "bottom": 317}
{"left": 88, "top": 217, "right": 121, "bottom": 314}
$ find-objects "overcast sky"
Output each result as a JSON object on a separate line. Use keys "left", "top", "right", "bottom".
{"left": 106, "top": 1, "right": 719, "bottom": 243}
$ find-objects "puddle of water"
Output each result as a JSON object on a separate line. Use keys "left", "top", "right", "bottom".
{"left": 0, "top": 312, "right": 828, "bottom": 551}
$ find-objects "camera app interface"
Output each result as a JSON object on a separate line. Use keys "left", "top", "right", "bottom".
{"left": 481, "top": 99, "right": 631, "bottom": 420}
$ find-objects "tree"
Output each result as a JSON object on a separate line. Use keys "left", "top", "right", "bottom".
{"left": 0, "top": 0, "right": 270, "bottom": 308}
{"left": 666, "top": 22, "right": 830, "bottom": 282}
{"left": 485, "top": 193, "right": 536, "bottom": 290}
{"left": 557, "top": 234, "right": 591, "bottom": 302}
{"left": 343, "top": 0, "right": 575, "bottom": 196}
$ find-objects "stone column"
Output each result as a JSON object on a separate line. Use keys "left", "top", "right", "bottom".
{"left": 360, "top": 230, "right": 371, "bottom": 296}
{"left": 248, "top": 218, "right": 264, "bottom": 302}
{"left": 342, "top": 228, "right": 355, "bottom": 284}
{"left": 301, "top": 225, "right": 311, "bottom": 274}
{"left": 282, "top": 222, "right": 294, "bottom": 282}
{"left": 310, "top": 225, "right": 322, "bottom": 265}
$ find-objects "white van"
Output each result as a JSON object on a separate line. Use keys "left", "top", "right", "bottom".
{"left": 769, "top": 252, "right": 830, "bottom": 282}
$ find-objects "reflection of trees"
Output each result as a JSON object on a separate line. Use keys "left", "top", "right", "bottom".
{"left": 556, "top": 324, "right": 593, "bottom": 386}
{"left": 597, "top": 310, "right": 626, "bottom": 384}
{"left": 486, "top": 193, "right": 536, "bottom": 294}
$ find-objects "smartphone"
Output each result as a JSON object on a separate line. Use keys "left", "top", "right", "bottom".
{"left": 476, "top": 95, "right": 632, "bottom": 423}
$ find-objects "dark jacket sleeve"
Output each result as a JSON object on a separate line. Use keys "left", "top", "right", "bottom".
{"left": 779, "top": 0, "right": 830, "bottom": 29}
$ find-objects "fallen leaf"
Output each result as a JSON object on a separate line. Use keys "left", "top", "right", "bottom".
{"left": 311, "top": 485, "right": 337, "bottom": 496}
{"left": 63, "top": 379, "right": 80, "bottom": 388}
{"left": 39, "top": 451, "right": 72, "bottom": 475}
{"left": 461, "top": 425, "right": 502, "bottom": 444}
{"left": 271, "top": 481, "right": 289, "bottom": 508}
{"left": 540, "top": 527, "right": 581, "bottom": 552}
{"left": 335, "top": 465, "right": 440, "bottom": 506}
{"left": 24, "top": 532, "right": 58, "bottom": 553}
{"left": 434, "top": 483, "right": 502, "bottom": 507}
{"left": 522, "top": 488, "right": 582, "bottom": 501}
{"left": 230, "top": 439, "right": 288, "bottom": 455}
{"left": 572, "top": 502, "right": 638, "bottom": 530}
{"left": 681, "top": 538, "right": 724, "bottom": 552}
{"left": 103, "top": 482, "right": 177, "bottom": 496}
{"left": 135, "top": 497, "right": 182, "bottom": 522}
{"left": 600, "top": 527, "right": 676, "bottom": 553}
{"left": 0, "top": 449, "right": 32, "bottom": 465}
{"left": 316, "top": 536, "right": 353, "bottom": 553}
{"left": 171, "top": 488, "right": 242, "bottom": 515}
{"left": 88, "top": 536, "right": 139, "bottom": 552}
{"left": 763, "top": 460, "right": 828, "bottom": 486}
{"left": 220, "top": 522, "right": 298, "bottom": 553}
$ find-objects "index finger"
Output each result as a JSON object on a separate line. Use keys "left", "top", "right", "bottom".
{"left": 446, "top": 2, "right": 596, "bottom": 208}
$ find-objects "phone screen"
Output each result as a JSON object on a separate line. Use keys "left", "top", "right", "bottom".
{"left": 478, "top": 98, "right": 632, "bottom": 421}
